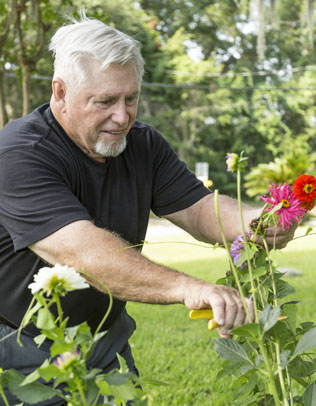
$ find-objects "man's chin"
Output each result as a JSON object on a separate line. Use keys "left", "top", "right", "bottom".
{"left": 94, "top": 138, "right": 127, "bottom": 158}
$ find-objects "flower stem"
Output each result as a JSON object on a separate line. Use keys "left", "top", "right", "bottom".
{"left": 214, "top": 190, "right": 252, "bottom": 323}
{"left": 286, "top": 366, "right": 294, "bottom": 406}
{"left": 275, "top": 338, "right": 290, "bottom": 406}
{"left": 78, "top": 270, "right": 113, "bottom": 337}
{"left": 17, "top": 295, "right": 36, "bottom": 346}
{"left": 236, "top": 169, "right": 258, "bottom": 322}
{"left": 54, "top": 293, "right": 63, "bottom": 327}
{"left": 257, "top": 340, "right": 281, "bottom": 406}
{"left": 262, "top": 238, "right": 278, "bottom": 307}
{"left": 0, "top": 386, "right": 10, "bottom": 406}
{"left": 74, "top": 374, "right": 87, "bottom": 406}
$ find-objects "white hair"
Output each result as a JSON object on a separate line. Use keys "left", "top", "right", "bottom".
{"left": 49, "top": 14, "right": 144, "bottom": 86}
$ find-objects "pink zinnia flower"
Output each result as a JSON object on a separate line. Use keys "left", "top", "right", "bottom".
{"left": 259, "top": 183, "right": 306, "bottom": 230}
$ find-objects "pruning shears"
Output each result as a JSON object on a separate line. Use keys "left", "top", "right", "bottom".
{"left": 189, "top": 309, "right": 219, "bottom": 331}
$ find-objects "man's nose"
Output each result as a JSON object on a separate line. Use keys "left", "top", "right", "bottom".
{"left": 111, "top": 101, "right": 129, "bottom": 125}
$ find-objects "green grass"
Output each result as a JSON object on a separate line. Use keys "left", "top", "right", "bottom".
{"left": 127, "top": 225, "right": 316, "bottom": 405}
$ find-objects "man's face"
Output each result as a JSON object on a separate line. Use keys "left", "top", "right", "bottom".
{"left": 62, "top": 61, "right": 140, "bottom": 161}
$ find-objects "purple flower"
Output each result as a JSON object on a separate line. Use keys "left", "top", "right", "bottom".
{"left": 54, "top": 348, "right": 80, "bottom": 370}
{"left": 226, "top": 153, "right": 239, "bottom": 173}
{"left": 230, "top": 234, "right": 251, "bottom": 269}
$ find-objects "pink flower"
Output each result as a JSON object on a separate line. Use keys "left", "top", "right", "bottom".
{"left": 259, "top": 183, "right": 306, "bottom": 230}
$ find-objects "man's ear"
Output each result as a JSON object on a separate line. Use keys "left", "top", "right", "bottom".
{"left": 51, "top": 78, "right": 67, "bottom": 112}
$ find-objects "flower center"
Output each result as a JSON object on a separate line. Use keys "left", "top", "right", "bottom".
{"left": 303, "top": 183, "right": 315, "bottom": 194}
{"left": 281, "top": 199, "right": 290, "bottom": 208}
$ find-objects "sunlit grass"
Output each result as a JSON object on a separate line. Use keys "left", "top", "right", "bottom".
{"left": 127, "top": 223, "right": 316, "bottom": 405}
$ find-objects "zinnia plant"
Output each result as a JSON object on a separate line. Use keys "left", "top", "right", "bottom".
{"left": 259, "top": 183, "right": 306, "bottom": 230}
{"left": 212, "top": 153, "right": 316, "bottom": 406}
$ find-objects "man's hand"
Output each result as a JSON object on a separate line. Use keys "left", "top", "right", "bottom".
{"left": 183, "top": 281, "right": 254, "bottom": 337}
{"left": 261, "top": 221, "right": 297, "bottom": 250}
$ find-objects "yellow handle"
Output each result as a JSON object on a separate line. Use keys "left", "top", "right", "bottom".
{"left": 189, "top": 309, "right": 219, "bottom": 330}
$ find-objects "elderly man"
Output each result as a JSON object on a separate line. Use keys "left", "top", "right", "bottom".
{"left": 0, "top": 15, "right": 294, "bottom": 405}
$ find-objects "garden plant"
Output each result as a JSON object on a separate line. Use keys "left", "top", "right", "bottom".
{"left": 0, "top": 265, "right": 153, "bottom": 405}
{"left": 210, "top": 152, "right": 316, "bottom": 406}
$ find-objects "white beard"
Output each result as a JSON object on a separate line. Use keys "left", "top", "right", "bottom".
{"left": 94, "top": 137, "right": 127, "bottom": 157}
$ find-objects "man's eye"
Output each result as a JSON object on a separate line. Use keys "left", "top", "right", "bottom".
{"left": 126, "top": 97, "right": 137, "bottom": 105}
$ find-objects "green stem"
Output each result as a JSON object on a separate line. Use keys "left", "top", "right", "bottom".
{"left": 78, "top": 270, "right": 113, "bottom": 337}
{"left": 256, "top": 277, "right": 265, "bottom": 308}
{"left": 236, "top": 169, "right": 258, "bottom": 322}
{"left": 286, "top": 366, "right": 294, "bottom": 406}
{"left": 17, "top": 295, "right": 36, "bottom": 346}
{"left": 257, "top": 340, "right": 281, "bottom": 406}
{"left": 54, "top": 293, "right": 63, "bottom": 327}
{"left": 0, "top": 386, "right": 10, "bottom": 406}
{"left": 262, "top": 238, "right": 278, "bottom": 307}
{"left": 74, "top": 375, "right": 87, "bottom": 406}
{"left": 214, "top": 190, "right": 252, "bottom": 323}
{"left": 275, "top": 338, "right": 290, "bottom": 406}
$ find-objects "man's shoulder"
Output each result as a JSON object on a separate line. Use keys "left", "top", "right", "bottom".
{"left": 130, "top": 120, "right": 154, "bottom": 132}
{"left": 129, "top": 120, "right": 165, "bottom": 145}
{"left": 0, "top": 104, "right": 50, "bottom": 150}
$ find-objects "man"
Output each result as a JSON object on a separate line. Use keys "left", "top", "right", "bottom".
{"left": 0, "top": 15, "right": 294, "bottom": 405}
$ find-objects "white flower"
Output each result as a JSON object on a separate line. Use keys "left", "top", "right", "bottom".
{"left": 28, "top": 264, "right": 89, "bottom": 295}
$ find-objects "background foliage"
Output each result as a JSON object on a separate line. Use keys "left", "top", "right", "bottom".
{"left": 1, "top": 0, "right": 316, "bottom": 195}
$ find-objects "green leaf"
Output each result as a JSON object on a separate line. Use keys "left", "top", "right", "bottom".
{"left": 50, "top": 340, "right": 74, "bottom": 357}
{"left": 109, "top": 381, "right": 138, "bottom": 402}
{"left": 21, "top": 302, "right": 42, "bottom": 328}
{"left": 38, "top": 364, "right": 61, "bottom": 382}
{"left": 280, "top": 350, "right": 291, "bottom": 369}
{"left": 105, "top": 372, "right": 133, "bottom": 386}
{"left": 306, "top": 227, "right": 313, "bottom": 235}
{"left": 259, "top": 305, "right": 280, "bottom": 333}
{"left": 293, "top": 327, "right": 316, "bottom": 358}
{"left": 232, "top": 323, "right": 260, "bottom": 339}
{"left": 214, "top": 338, "right": 253, "bottom": 364}
{"left": 96, "top": 379, "right": 110, "bottom": 396}
{"left": 267, "top": 202, "right": 283, "bottom": 216}
{"left": 34, "top": 334, "right": 47, "bottom": 347}
{"left": 240, "top": 266, "right": 267, "bottom": 282}
{"left": 139, "top": 376, "right": 168, "bottom": 386}
{"left": 235, "top": 374, "right": 258, "bottom": 400}
{"left": 93, "top": 330, "right": 107, "bottom": 344}
{"left": 20, "top": 368, "right": 41, "bottom": 386}
{"left": 2, "top": 369, "right": 61, "bottom": 403}
{"left": 275, "top": 279, "right": 296, "bottom": 299}
{"left": 281, "top": 303, "right": 297, "bottom": 333}
{"left": 117, "top": 353, "right": 129, "bottom": 374}
{"left": 304, "top": 381, "right": 316, "bottom": 406}
{"left": 288, "top": 357, "right": 316, "bottom": 379}
{"left": 36, "top": 308, "right": 55, "bottom": 330}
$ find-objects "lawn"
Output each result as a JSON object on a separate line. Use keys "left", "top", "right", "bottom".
{"left": 126, "top": 221, "right": 316, "bottom": 405}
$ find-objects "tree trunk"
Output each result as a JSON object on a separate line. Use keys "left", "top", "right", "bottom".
{"left": 22, "top": 64, "right": 31, "bottom": 116}
{"left": 306, "top": 0, "right": 314, "bottom": 48}
{"left": 257, "top": 0, "right": 265, "bottom": 62}
{"left": 0, "top": 68, "right": 8, "bottom": 128}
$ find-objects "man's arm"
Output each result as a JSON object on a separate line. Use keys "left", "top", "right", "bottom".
{"left": 163, "top": 193, "right": 296, "bottom": 248}
{"left": 29, "top": 219, "right": 253, "bottom": 336}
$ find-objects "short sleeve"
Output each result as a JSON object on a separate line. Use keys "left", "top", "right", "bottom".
{"left": 0, "top": 148, "right": 91, "bottom": 251}
{"left": 150, "top": 132, "right": 211, "bottom": 216}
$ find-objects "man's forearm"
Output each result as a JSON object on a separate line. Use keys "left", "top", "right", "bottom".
{"left": 164, "top": 194, "right": 260, "bottom": 245}
{"left": 29, "top": 218, "right": 255, "bottom": 336}
{"left": 30, "top": 220, "right": 193, "bottom": 304}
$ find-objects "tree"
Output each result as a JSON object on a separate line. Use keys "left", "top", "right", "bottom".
{"left": 0, "top": 0, "right": 15, "bottom": 127}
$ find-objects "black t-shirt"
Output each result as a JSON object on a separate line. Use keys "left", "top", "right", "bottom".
{"left": 0, "top": 103, "right": 210, "bottom": 335}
